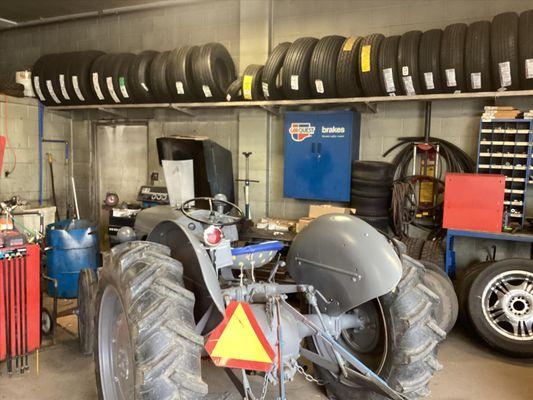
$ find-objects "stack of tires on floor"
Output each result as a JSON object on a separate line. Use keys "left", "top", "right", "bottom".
{"left": 228, "top": 9, "right": 533, "bottom": 102}
{"left": 457, "top": 258, "right": 533, "bottom": 357}
{"left": 31, "top": 43, "right": 236, "bottom": 106}
{"left": 349, "top": 161, "right": 393, "bottom": 231}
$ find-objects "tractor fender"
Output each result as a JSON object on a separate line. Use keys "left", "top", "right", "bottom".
{"left": 287, "top": 214, "right": 402, "bottom": 316}
{"left": 147, "top": 220, "right": 224, "bottom": 334}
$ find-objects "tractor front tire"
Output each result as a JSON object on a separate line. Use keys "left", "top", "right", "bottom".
{"left": 94, "top": 241, "right": 207, "bottom": 400}
{"left": 312, "top": 255, "right": 445, "bottom": 399}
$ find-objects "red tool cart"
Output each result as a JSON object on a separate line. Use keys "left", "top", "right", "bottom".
{"left": 0, "top": 244, "right": 40, "bottom": 374}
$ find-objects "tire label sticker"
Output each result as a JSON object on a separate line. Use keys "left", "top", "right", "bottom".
{"left": 243, "top": 75, "right": 253, "bottom": 100}
{"left": 361, "top": 45, "right": 371, "bottom": 72}
{"left": 343, "top": 37, "right": 356, "bottom": 51}
{"left": 141, "top": 82, "right": 149, "bottom": 92}
{"left": 175, "top": 81, "right": 184, "bottom": 95}
{"left": 423, "top": 72, "right": 435, "bottom": 90}
{"left": 402, "top": 76, "right": 415, "bottom": 95}
{"left": 119, "top": 77, "right": 129, "bottom": 98}
{"left": 382, "top": 68, "right": 395, "bottom": 93}
{"left": 72, "top": 76, "right": 85, "bottom": 101}
{"left": 46, "top": 80, "right": 61, "bottom": 104}
{"left": 33, "top": 76, "right": 46, "bottom": 102}
{"left": 226, "top": 94, "right": 231, "bottom": 101}
{"left": 262, "top": 82, "right": 269, "bottom": 98}
{"left": 290, "top": 75, "right": 299, "bottom": 90}
{"left": 401, "top": 66, "right": 409, "bottom": 76}
{"left": 445, "top": 68, "right": 457, "bottom": 87}
{"left": 59, "top": 74, "right": 70, "bottom": 100}
{"left": 202, "top": 85, "right": 213, "bottom": 98}
{"left": 526, "top": 59, "right": 533, "bottom": 79}
{"left": 92, "top": 73, "right": 105, "bottom": 100}
{"left": 106, "top": 76, "right": 121, "bottom": 103}
{"left": 471, "top": 72, "right": 482, "bottom": 89}
{"left": 314, "top": 79, "right": 324, "bottom": 94}
{"left": 498, "top": 61, "right": 511, "bottom": 87}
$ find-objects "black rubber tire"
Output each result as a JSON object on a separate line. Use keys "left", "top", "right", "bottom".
{"left": 401, "top": 236, "right": 425, "bottom": 259}
{"left": 166, "top": 46, "right": 200, "bottom": 102}
{"left": 128, "top": 50, "right": 158, "bottom": 103}
{"left": 465, "top": 21, "right": 493, "bottom": 92}
{"left": 467, "top": 259, "right": 533, "bottom": 357}
{"left": 378, "top": 35, "right": 402, "bottom": 96}
{"left": 225, "top": 77, "right": 243, "bottom": 102}
{"left": 78, "top": 268, "right": 98, "bottom": 356}
{"left": 352, "top": 161, "right": 394, "bottom": 182}
{"left": 103, "top": 53, "right": 134, "bottom": 104}
{"left": 32, "top": 54, "right": 59, "bottom": 105}
{"left": 149, "top": 51, "right": 172, "bottom": 102}
{"left": 94, "top": 241, "right": 208, "bottom": 399}
{"left": 242, "top": 64, "right": 264, "bottom": 101}
{"left": 398, "top": 31, "right": 423, "bottom": 95}
{"left": 336, "top": 36, "right": 364, "bottom": 97}
{"left": 419, "top": 29, "right": 443, "bottom": 94}
{"left": 491, "top": 12, "right": 520, "bottom": 91}
{"left": 262, "top": 42, "right": 291, "bottom": 100}
{"left": 309, "top": 35, "right": 346, "bottom": 98}
{"left": 420, "top": 239, "right": 445, "bottom": 270}
{"left": 440, "top": 23, "right": 467, "bottom": 93}
{"left": 42, "top": 53, "right": 67, "bottom": 105}
{"left": 56, "top": 52, "right": 78, "bottom": 105}
{"left": 312, "top": 255, "right": 444, "bottom": 399}
{"left": 193, "top": 43, "right": 236, "bottom": 101}
{"left": 282, "top": 37, "right": 319, "bottom": 99}
{"left": 519, "top": 9, "right": 533, "bottom": 89}
{"left": 113, "top": 53, "right": 136, "bottom": 103}
{"left": 41, "top": 308, "right": 53, "bottom": 337}
{"left": 421, "top": 261, "right": 459, "bottom": 335}
{"left": 90, "top": 54, "right": 113, "bottom": 103}
{"left": 65, "top": 50, "right": 105, "bottom": 104}
{"left": 351, "top": 181, "right": 391, "bottom": 198}
{"left": 359, "top": 34, "right": 384, "bottom": 97}
{"left": 456, "top": 261, "right": 491, "bottom": 324}
{"left": 349, "top": 195, "right": 389, "bottom": 217}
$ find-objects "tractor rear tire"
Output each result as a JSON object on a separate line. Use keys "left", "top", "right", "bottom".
{"left": 94, "top": 241, "right": 207, "bottom": 400}
{"left": 311, "top": 255, "right": 445, "bottom": 399}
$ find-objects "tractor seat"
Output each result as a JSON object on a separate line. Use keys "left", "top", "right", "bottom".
{"left": 230, "top": 241, "right": 284, "bottom": 270}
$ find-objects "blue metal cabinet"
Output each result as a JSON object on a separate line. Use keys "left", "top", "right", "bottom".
{"left": 283, "top": 110, "right": 360, "bottom": 201}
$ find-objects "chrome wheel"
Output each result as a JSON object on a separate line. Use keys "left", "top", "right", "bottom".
{"left": 482, "top": 270, "right": 533, "bottom": 341}
{"left": 98, "top": 286, "right": 134, "bottom": 400}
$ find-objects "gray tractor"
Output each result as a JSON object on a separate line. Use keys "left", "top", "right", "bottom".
{"left": 90, "top": 195, "right": 444, "bottom": 399}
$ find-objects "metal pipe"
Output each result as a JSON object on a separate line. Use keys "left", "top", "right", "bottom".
{"left": 423, "top": 101, "right": 432, "bottom": 142}
{"left": 1, "top": 0, "right": 208, "bottom": 31}
{"left": 38, "top": 103, "right": 44, "bottom": 206}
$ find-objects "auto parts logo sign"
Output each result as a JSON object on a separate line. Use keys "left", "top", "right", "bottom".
{"left": 289, "top": 122, "right": 315, "bottom": 142}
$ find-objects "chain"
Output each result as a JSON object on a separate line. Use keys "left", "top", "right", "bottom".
{"left": 295, "top": 362, "right": 325, "bottom": 386}
{"left": 257, "top": 369, "right": 272, "bottom": 400}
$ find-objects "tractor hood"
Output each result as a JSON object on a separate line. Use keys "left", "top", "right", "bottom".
{"left": 287, "top": 214, "right": 402, "bottom": 316}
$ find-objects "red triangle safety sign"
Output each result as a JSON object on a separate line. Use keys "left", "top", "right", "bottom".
{"left": 205, "top": 301, "right": 275, "bottom": 372}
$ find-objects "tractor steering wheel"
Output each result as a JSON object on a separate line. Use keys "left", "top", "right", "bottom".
{"left": 180, "top": 197, "right": 244, "bottom": 226}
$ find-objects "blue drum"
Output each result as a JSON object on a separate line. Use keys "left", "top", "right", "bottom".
{"left": 45, "top": 219, "right": 99, "bottom": 299}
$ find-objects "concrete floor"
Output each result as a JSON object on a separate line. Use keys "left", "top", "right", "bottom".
{"left": 0, "top": 323, "right": 532, "bottom": 400}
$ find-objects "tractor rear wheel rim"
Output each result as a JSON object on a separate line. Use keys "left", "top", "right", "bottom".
{"left": 99, "top": 286, "right": 134, "bottom": 400}
{"left": 482, "top": 270, "right": 533, "bottom": 341}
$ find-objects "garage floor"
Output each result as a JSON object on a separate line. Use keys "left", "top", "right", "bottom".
{"left": 0, "top": 322, "right": 531, "bottom": 400}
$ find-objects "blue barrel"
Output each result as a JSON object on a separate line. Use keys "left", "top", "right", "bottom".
{"left": 46, "top": 219, "right": 99, "bottom": 299}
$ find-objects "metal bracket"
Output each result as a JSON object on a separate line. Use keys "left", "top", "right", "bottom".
{"left": 170, "top": 105, "right": 196, "bottom": 116}
{"left": 259, "top": 105, "right": 280, "bottom": 116}
{"left": 97, "top": 107, "right": 127, "bottom": 118}
{"left": 363, "top": 102, "right": 377, "bottom": 113}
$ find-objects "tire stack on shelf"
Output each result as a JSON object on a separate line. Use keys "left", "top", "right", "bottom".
{"left": 350, "top": 161, "right": 394, "bottom": 231}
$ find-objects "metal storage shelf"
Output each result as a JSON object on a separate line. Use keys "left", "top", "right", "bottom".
{"left": 46, "top": 89, "right": 533, "bottom": 112}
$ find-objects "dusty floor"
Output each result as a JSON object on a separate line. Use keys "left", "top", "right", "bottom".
{"left": 0, "top": 323, "right": 532, "bottom": 400}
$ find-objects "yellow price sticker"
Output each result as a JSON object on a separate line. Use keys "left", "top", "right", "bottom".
{"left": 361, "top": 45, "right": 371, "bottom": 73}
{"left": 343, "top": 37, "right": 356, "bottom": 52}
{"left": 243, "top": 75, "right": 253, "bottom": 100}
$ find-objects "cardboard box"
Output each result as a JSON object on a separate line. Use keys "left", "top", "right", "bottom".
{"left": 296, "top": 217, "right": 314, "bottom": 233}
{"left": 308, "top": 204, "right": 355, "bottom": 218}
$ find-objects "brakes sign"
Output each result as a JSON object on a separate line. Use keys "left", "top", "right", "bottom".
{"left": 205, "top": 301, "right": 275, "bottom": 371}
{"left": 288, "top": 122, "right": 315, "bottom": 142}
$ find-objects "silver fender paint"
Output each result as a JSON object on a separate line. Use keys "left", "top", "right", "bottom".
{"left": 147, "top": 220, "right": 224, "bottom": 333}
{"left": 287, "top": 214, "right": 403, "bottom": 316}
